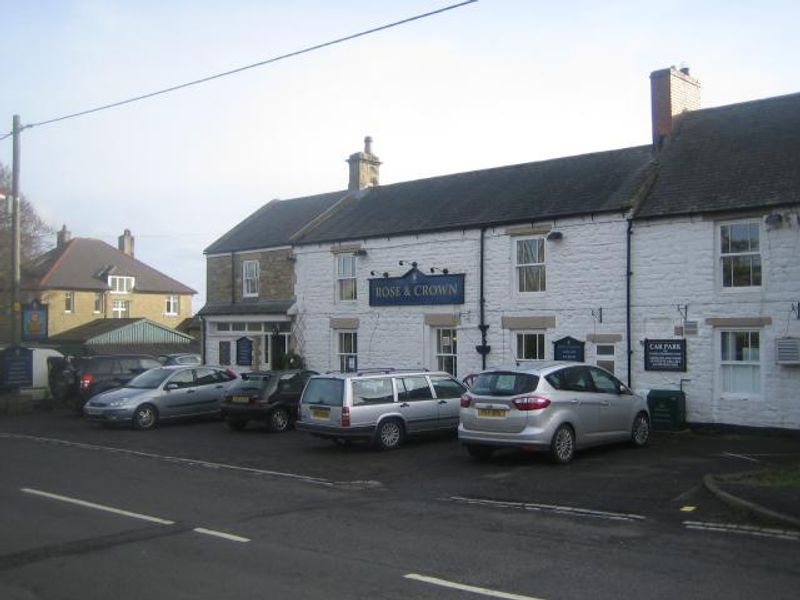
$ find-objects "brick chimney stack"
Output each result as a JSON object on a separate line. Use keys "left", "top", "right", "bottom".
{"left": 118, "top": 229, "right": 135, "bottom": 257}
{"left": 650, "top": 66, "right": 701, "bottom": 149}
{"left": 347, "top": 136, "right": 381, "bottom": 191}
{"left": 56, "top": 225, "right": 72, "bottom": 248}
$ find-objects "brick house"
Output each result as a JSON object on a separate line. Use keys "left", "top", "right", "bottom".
{"left": 20, "top": 228, "right": 195, "bottom": 338}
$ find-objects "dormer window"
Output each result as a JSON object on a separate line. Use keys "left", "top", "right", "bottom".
{"left": 109, "top": 275, "right": 135, "bottom": 294}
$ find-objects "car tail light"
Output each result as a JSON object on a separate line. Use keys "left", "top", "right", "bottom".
{"left": 512, "top": 395, "right": 551, "bottom": 411}
{"left": 79, "top": 373, "right": 94, "bottom": 392}
{"left": 341, "top": 406, "right": 350, "bottom": 427}
{"left": 460, "top": 394, "right": 472, "bottom": 408}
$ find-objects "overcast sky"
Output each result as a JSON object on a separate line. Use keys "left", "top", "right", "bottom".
{"left": 2, "top": 0, "right": 798, "bottom": 312}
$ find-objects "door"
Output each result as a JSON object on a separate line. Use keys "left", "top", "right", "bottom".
{"left": 160, "top": 368, "right": 199, "bottom": 417}
{"left": 555, "top": 366, "right": 602, "bottom": 441}
{"left": 429, "top": 375, "right": 466, "bottom": 429}
{"left": 587, "top": 367, "right": 631, "bottom": 438}
{"left": 396, "top": 376, "right": 439, "bottom": 432}
{"left": 194, "top": 367, "right": 229, "bottom": 413}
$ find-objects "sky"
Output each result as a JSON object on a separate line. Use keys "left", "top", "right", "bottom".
{"left": 1, "top": 0, "right": 798, "bottom": 313}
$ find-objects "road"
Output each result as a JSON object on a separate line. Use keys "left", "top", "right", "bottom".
{"left": 1, "top": 410, "right": 798, "bottom": 599}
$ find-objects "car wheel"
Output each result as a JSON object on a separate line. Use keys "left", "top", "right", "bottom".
{"left": 466, "top": 444, "right": 494, "bottom": 461}
{"left": 631, "top": 412, "right": 650, "bottom": 447}
{"left": 268, "top": 407, "right": 291, "bottom": 433}
{"left": 550, "top": 424, "right": 575, "bottom": 464}
{"left": 132, "top": 404, "right": 158, "bottom": 431}
{"left": 227, "top": 417, "right": 247, "bottom": 431}
{"left": 374, "top": 419, "right": 405, "bottom": 450}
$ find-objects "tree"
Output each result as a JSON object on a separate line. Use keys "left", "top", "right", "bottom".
{"left": 0, "top": 161, "right": 54, "bottom": 284}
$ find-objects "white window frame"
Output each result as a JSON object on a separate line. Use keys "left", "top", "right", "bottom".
{"left": 93, "top": 292, "right": 104, "bottom": 314}
{"left": 64, "top": 291, "right": 74, "bottom": 313}
{"left": 515, "top": 331, "right": 546, "bottom": 361}
{"left": 108, "top": 276, "right": 134, "bottom": 294}
{"left": 596, "top": 343, "right": 616, "bottom": 374}
{"left": 243, "top": 260, "right": 259, "bottom": 298}
{"left": 718, "top": 220, "right": 762, "bottom": 290}
{"left": 165, "top": 295, "right": 180, "bottom": 316}
{"left": 336, "top": 254, "right": 357, "bottom": 302}
{"left": 112, "top": 299, "right": 130, "bottom": 318}
{"left": 718, "top": 329, "right": 761, "bottom": 397}
{"left": 337, "top": 331, "right": 358, "bottom": 372}
{"left": 435, "top": 328, "right": 458, "bottom": 376}
{"left": 514, "top": 236, "right": 546, "bottom": 293}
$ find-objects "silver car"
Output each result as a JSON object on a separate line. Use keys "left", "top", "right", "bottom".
{"left": 295, "top": 369, "right": 466, "bottom": 450}
{"left": 458, "top": 362, "right": 650, "bottom": 463}
{"left": 83, "top": 366, "right": 238, "bottom": 430}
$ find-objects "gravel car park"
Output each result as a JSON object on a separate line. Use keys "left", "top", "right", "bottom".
{"left": 458, "top": 362, "right": 650, "bottom": 463}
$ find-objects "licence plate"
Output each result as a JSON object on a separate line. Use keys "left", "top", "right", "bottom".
{"left": 232, "top": 396, "right": 250, "bottom": 404}
{"left": 311, "top": 408, "right": 330, "bottom": 419}
{"left": 478, "top": 408, "right": 507, "bottom": 418}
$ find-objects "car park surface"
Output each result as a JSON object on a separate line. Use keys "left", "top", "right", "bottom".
{"left": 296, "top": 369, "right": 467, "bottom": 449}
{"left": 83, "top": 365, "right": 237, "bottom": 429}
{"left": 221, "top": 369, "right": 317, "bottom": 432}
{"left": 459, "top": 362, "right": 650, "bottom": 463}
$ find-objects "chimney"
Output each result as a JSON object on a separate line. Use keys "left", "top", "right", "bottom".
{"left": 650, "top": 65, "right": 701, "bottom": 149}
{"left": 56, "top": 224, "right": 72, "bottom": 248}
{"left": 347, "top": 136, "right": 381, "bottom": 191}
{"left": 118, "top": 229, "right": 135, "bottom": 257}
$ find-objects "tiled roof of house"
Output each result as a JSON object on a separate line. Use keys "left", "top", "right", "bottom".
{"left": 290, "top": 146, "right": 654, "bottom": 245}
{"left": 636, "top": 92, "right": 800, "bottom": 218}
{"left": 204, "top": 191, "right": 346, "bottom": 254}
{"left": 196, "top": 300, "right": 295, "bottom": 317}
{"left": 27, "top": 238, "right": 196, "bottom": 294}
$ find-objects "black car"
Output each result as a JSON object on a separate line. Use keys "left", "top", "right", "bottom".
{"left": 50, "top": 354, "right": 162, "bottom": 412}
{"left": 221, "top": 370, "right": 317, "bottom": 432}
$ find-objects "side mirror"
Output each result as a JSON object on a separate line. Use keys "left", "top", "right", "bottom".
{"left": 165, "top": 382, "right": 179, "bottom": 391}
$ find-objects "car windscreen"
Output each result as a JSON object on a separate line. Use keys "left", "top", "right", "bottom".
{"left": 301, "top": 378, "right": 344, "bottom": 407}
{"left": 229, "top": 375, "right": 272, "bottom": 393}
{"left": 470, "top": 372, "right": 539, "bottom": 396}
{"left": 127, "top": 368, "right": 172, "bottom": 389}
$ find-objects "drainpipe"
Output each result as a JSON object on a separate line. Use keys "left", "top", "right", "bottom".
{"left": 476, "top": 227, "right": 490, "bottom": 369}
{"left": 626, "top": 218, "right": 633, "bottom": 389}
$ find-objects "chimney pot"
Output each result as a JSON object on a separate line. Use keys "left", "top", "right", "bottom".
{"left": 57, "top": 225, "right": 72, "bottom": 248}
{"left": 347, "top": 136, "right": 381, "bottom": 191}
{"left": 650, "top": 66, "right": 701, "bottom": 149}
{"left": 118, "top": 229, "right": 135, "bottom": 257}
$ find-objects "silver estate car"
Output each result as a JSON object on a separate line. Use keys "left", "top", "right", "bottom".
{"left": 83, "top": 365, "right": 237, "bottom": 430}
{"left": 458, "top": 363, "right": 650, "bottom": 464}
{"left": 295, "top": 369, "right": 467, "bottom": 450}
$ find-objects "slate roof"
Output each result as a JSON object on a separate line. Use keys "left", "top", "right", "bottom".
{"left": 291, "top": 146, "right": 654, "bottom": 245}
{"left": 204, "top": 191, "right": 346, "bottom": 254}
{"left": 636, "top": 92, "right": 800, "bottom": 218}
{"left": 196, "top": 300, "right": 295, "bottom": 317}
{"left": 27, "top": 238, "right": 196, "bottom": 294}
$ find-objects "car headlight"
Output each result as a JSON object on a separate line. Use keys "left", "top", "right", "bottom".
{"left": 108, "top": 398, "right": 132, "bottom": 408}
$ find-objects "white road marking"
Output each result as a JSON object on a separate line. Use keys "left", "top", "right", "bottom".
{"left": 446, "top": 496, "right": 645, "bottom": 522}
{"left": 21, "top": 487, "right": 175, "bottom": 525}
{"left": 1, "top": 433, "right": 332, "bottom": 486}
{"left": 683, "top": 521, "right": 800, "bottom": 541}
{"left": 721, "top": 452, "right": 762, "bottom": 463}
{"left": 405, "top": 573, "right": 545, "bottom": 600}
{"left": 193, "top": 528, "right": 250, "bottom": 543}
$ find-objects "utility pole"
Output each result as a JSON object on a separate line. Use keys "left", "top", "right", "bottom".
{"left": 10, "top": 115, "right": 22, "bottom": 345}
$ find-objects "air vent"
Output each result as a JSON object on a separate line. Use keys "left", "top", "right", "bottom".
{"left": 776, "top": 337, "right": 800, "bottom": 365}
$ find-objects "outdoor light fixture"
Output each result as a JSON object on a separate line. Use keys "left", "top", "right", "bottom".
{"left": 399, "top": 260, "right": 418, "bottom": 268}
{"left": 546, "top": 230, "right": 563, "bottom": 241}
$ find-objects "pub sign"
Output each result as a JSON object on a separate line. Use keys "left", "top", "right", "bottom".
{"left": 644, "top": 339, "right": 687, "bottom": 372}
{"left": 22, "top": 300, "right": 48, "bottom": 342}
{"left": 553, "top": 336, "right": 585, "bottom": 362}
{"left": 369, "top": 267, "right": 465, "bottom": 307}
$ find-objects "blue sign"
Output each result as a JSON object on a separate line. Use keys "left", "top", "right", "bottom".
{"left": 369, "top": 268, "right": 465, "bottom": 306}
{"left": 1, "top": 346, "right": 33, "bottom": 389}
{"left": 236, "top": 337, "right": 253, "bottom": 366}
{"left": 553, "top": 336, "right": 585, "bottom": 362}
{"left": 22, "top": 300, "right": 48, "bottom": 342}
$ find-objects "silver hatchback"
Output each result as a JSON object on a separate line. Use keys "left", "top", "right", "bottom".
{"left": 458, "top": 362, "right": 650, "bottom": 463}
{"left": 295, "top": 369, "right": 467, "bottom": 450}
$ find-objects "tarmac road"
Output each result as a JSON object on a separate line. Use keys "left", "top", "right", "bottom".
{"left": 1, "top": 409, "right": 798, "bottom": 599}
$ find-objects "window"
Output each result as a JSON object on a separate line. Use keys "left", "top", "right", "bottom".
{"left": 596, "top": 344, "right": 615, "bottom": 374}
{"left": 352, "top": 378, "right": 394, "bottom": 405}
{"left": 195, "top": 368, "right": 219, "bottom": 386}
{"left": 93, "top": 293, "right": 104, "bottom": 314}
{"left": 515, "top": 237, "right": 546, "bottom": 292}
{"left": 398, "top": 377, "right": 434, "bottom": 401}
{"left": 219, "top": 341, "right": 231, "bottom": 366}
{"left": 165, "top": 295, "right": 179, "bottom": 315}
{"left": 216, "top": 323, "right": 231, "bottom": 332}
{"left": 336, "top": 255, "right": 357, "bottom": 301}
{"left": 109, "top": 276, "right": 134, "bottom": 294}
{"left": 64, "top": 291, "right": 74, "bottom": 313}
{"left": 516, "top": 332, "right": 545, "bottom": 361}
{"left": 243, "top": 260, "right": 259, "bottom": 297}
{"left": 588, "top": 367, "right": 620, "bottom": 394}
{"left": 720, "top": 222, "right": 761, "bottom": 288}
{"left": 436, "top": 328, "right": 458, "bottom": 376}
{"left": 720, "top": 330, "right": 760, "bottom": 394}
{"left": 112, "top": 300, "right": 130, "bottom": 318}
{"left": 168, "top": 369, "right": 195, "bottom": 388}
{"left": 430, "top": 376, "right": 467, "bottom": 399}
{"left": 337, "top": 331, "right": 358, "bottom": 372}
